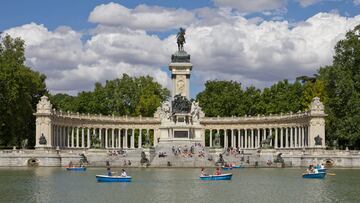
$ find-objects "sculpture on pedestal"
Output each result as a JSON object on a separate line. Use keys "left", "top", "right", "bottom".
{"left": 176, "top": 27, "right": 186, "bottom": 51}
{"left": 39, "top": 133, "right": 47, "bottom": 145}
{"left": 213, "top": 132, "right": 221, "bottom": 148}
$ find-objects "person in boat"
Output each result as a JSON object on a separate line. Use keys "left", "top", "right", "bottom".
{"left": 107, "top": 167, "right": 112, "bottom": 176}
{"left": 320, "top": 163, "right": 325, "bottom": 169}
{"left": 214, "top": 168, "right": 221, "bottom": 175}
{"left": 200, "top": 168, "right": 208, "bottom": 176}
{"left": 120, "top": 169, "right": 127, "bottom": 177}
{"left": 68, "top": 161, "right": 73, "bottom": 168}
{"left": 79, "top": 163, "right": 84, "bottom": 168}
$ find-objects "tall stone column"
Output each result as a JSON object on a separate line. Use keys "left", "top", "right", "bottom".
{"left": 99, "top": 128, "right": 102, "bottom": 148}
{"left": 299, "top": 127, "right": 302, "bottom": 147}
{"left": 131, "top": 129, "right": 135, "bottom": 148}
{"left": 209, "top": 129, "right": 213, "bottom": 147}
{"left": 269, "top": 128, "right": 273, "bottom": 147}
{"left": 275, "top": 128, "right": 278, "bottom": 148}
{"left": 111, "top": 128, "right": 115, "bottom": 148}
{"left": 251, "top": 129, "right": 254, "bottom": 148}
{"left": 224, "top": 130, "right": 228, "bottom": 148}
{"left": 285, "top": 128, "right": 288, "bottom": 148}
{"left": 280, "top": 128, "right": 283, "bottom": 148}
{"left": 105, "top": 128, "right": 108, "bottom": 149}
{"left": 76, "top": 127, "right": 79, "bottom": 148}
{"left": 81, "top": 128, "right": 85, "bottom": 148}
{"left": 138, "top": 129, "right": 142, "bottom": 148}
{"left": 124, "top": 129, "right": 128, "bottom": 148}
{"left": 66, "top": 126, "right": 71, "bottom": 148}
{"left": 238, "top": 129, "right": 241, "bottom": 149}
{"left": 87, "top": 128, "right": 91, "bottom": 148}
{"left": 71, "top": 127, "right": 74, "bottom": 148}
{"left": 244, "top": 129, "right": 248, "bottom": 149}
{"left": 290, "top": 127, "right": 293, "bottom": 148}
{"left": 256, "top": 128, "right": 260, "bottom": 148}
{"left": 295, "top": 127, "right": 298, "bottom": 148}
{"left": 231, "top": 129, "right": 234, "bottom": 148}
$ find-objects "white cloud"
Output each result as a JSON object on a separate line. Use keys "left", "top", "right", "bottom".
{"left": 354, "top": 0, "right": 360, "bottom": 5}
{"left": 88, "top": 2, "right": 195, "bottom": 31}
{"left": 213, "top": 0, "right": 287, "bottom": 13}
{"left": 3, "top": 4, "right": 360, "bottom": 96}
{"left": 298, "top": 0, "right": 322, "bottom": 7}
{"left": 4, "top": 23, "right": 171, "bottom": 93}
{"left": 183, "top": 12, "right": 360, "bottom": 87}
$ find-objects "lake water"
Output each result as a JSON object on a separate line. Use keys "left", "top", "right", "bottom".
{"left": 0, "top": 167, "right": 359, "bottom": 203}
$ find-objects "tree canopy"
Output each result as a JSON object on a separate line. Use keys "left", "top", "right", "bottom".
{"left": 50, "top": 74, "right": 170, "bottom": 117}
{"left": 318, "top": 25, "right": 360, "bottom": 149}
{"left": 0, "top": 35, "right": 47, "bottom": 148}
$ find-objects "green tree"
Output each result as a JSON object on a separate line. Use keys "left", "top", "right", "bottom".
{"left": 50, "top": 74, "right": 170, "bottom": 117}
{"left": 319, "top": 25, "right": 360, "bottom": 149}
{"left": 196, "top": 80, "right": 245, "bottom": 117}
{"left": 0, "top": 35, "right": 47, "bottom": 148}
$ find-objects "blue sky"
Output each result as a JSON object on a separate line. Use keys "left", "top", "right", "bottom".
{"left": 1, "top": 0, "right": 360, "bottom": 97}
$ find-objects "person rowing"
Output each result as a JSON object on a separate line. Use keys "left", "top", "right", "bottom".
{"left": 120, "top": 169, "right": 127, "bottom": 177}
{"left": 214, "top": 167, "right": 221, "bottom": 175}
{"left": 200, "top": 168, "right": 208, "bottom": 176}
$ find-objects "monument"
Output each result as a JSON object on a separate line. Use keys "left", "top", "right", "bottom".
{"left": 154, "top": 28, "right": 205, "bottom": 144}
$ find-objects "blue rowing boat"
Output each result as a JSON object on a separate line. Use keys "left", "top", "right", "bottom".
{"left": 200, "top": 173, "right": 232, "bottom": 180}
{"left": 317, "top": 168, "right": 326, "bottom": 173}
{"left": 66, "top": 167, "right": 86, "bottom": 171}
{"left": 302, "top": 172, "right": 326, "bottom": 179}
{"left": 222, "top": 166, "right": 233, "bottom": 170}
{"left": 232, "top": 165, "right": 242, "bottom": 168}
{"left": 96, "top": 175, "right": 132, "bottom": 182}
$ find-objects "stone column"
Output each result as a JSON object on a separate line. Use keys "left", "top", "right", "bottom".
{"left": 244, "top": 129, "right": 248, "bottom": 149}
{"left": 131, "top": 129, "right": 135, "bottom": 148}
{"left": 269, "top": 128, "right": 273, "bottom": 147}
{"left": 275, "top": 128, "right": 278, "bottom": 148}
{"left": 256, "top": 128, "right": 260, "bottom": 148}
{"left": 238, "top": 129, "right": 241, "bottom": 149}
{"left": 251, "top": 129, "right": 254, "bottom": 148}
{"left": 111, "top": 128, "right": 115, "bottom": 148}
{"left": 280, "top": 128, "right": 283, "bottom": 148}
{"left": 87, "top": 128, "right": 91, "bottom": 148}
{"left": 231, "top": 129, "right": 234, "bottom": 148}
{"left": 290, "top": 127, "right": 293, "bottom": 148}
{"left": 105, "top": 128, "right": 108, "bottom": 149}
{"left": 209, "top": 129, "right": 213, "bottom": 147}
{"left": 99, "top": 128, "right": 102, "bottom": 148}
{"left": 81, "top": 128, "right": 85, "bottom": 148}
{"left": 295, "top": 127, "right": 298, "bottom": 148}
{"left": 224, "top": 129, "right": 228, "bottom": 148}
{"left": 71, "top": 127, "right": 74, "bottom": 148}
{"left": 117, "top": 128, "right": 121, "bottom": 148}
{"left": 124, "top": 129, "right": 128, "bottom": 148}
{"left": 285, "top": 128, "right": 288, "bottom": 148}
{"left": 138, "top": 129, "right": 142, "bottom": 148}
{"left": 75, "top": 127, "right": 79, "bottom": 148}
{"left": 300, "top": 127, "right": 303, "bottom": 147}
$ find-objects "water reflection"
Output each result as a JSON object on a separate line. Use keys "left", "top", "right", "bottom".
{"left": 0, "top": 167, "right": 360, "bottom": 203}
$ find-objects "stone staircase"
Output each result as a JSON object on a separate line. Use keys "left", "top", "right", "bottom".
{"left": 150, "top": 144, "right": 214, "bottom": 167}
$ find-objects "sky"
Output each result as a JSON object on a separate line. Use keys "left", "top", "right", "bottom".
{"left": 1, "top": 0, "right": 360, "bottom": 98}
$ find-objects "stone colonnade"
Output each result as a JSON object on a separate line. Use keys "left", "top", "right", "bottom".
{"left": 51, "top": 125, "right": 155, "bottom": 149}
{"left": 204, "top": 126, "right": 309, "bottom": 149}
{"left": 35, "top": 96, "right": 326, "bottom": 150}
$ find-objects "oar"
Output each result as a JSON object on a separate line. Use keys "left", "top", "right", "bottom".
{"left": 327, "top": 173, "right": 336, "bottom": 176}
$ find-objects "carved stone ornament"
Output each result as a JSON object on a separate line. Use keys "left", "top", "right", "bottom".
{"left": 39, "top": 133, "right": 47, "bottom": 145}
{"left": 36, "top": 95, "right": 53, "bottom": 114}
{"left": 310, "top": 97, "right": 324, "bottom": 113}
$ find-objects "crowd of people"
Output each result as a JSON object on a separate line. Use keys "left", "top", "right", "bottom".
{"left": 171, "top": 143, "right": 206, "bottom": 158}
{"left": 107, "top": 149, "right": 127, "bottom": 157}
